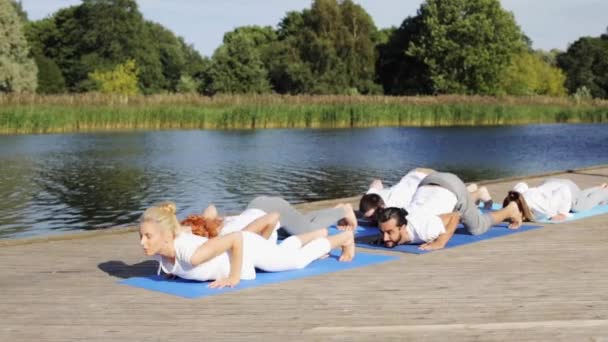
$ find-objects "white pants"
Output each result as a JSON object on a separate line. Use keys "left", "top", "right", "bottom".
{"left": 242, "top": 232, "right": 330, "bottom": 273}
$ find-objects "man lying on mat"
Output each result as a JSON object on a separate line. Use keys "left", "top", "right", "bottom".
{"left": 373, "top": 172, "right": 524, "bottom": 250}
{"left": 139, "top": 202, "right": 356, "bottom": 289}
{"left": 504, "top": 179, "right": 608, "bottom": 222}
{"left": 359, "top": 168, "right": 492, "bottom": 222}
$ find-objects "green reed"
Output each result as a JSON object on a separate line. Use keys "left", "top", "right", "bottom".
{"left": 1, "top": 94, "right": 607, "bottom": 134}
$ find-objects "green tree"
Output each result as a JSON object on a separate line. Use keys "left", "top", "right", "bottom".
{"left": 500, "top": 52, "right": 566, "bottom": 96}
{"left": 24, "top": 19, "right": 67, "bottom": 94}
{"left": 89, "top": 59, "right": 139, "bottom": 95}
{"left": 0, "top": 0, "right": 37, "bottom": 92}
{"left": 269, "top": 0, "right": 381, "bottom": 94}
{"left": 10, "top": 0, "right": 27, "bottom": 22}
{"left": 557, "top": 34, "right": 608, "bottom": 98}
{"left": 176, "top": 75, "right": 198, "bottom": 93}
{"left": 27, "top": 0, "right": 205, "bottom": 94}
{"left": 407, "top": 0, "right": 526, "bottom": 94}
{"left": 34, "top": 54, "right": 67, "bottom": 94}
{"left": 206, "top": 26, "right": 276, "bottom": 94}
{"left": 376, "top": 16, "right": 432, "bottom": 95}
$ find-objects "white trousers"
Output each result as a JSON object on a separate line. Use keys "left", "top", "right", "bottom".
{"left": 243, "top": 232, "right": 331, "bottom": 272}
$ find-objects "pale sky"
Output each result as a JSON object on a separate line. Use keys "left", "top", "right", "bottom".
{"left": 21, "top": 0, "right": 608, "bottom": 57}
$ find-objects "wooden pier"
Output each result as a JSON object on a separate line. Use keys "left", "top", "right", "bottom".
{"left": 1, "top": 166, "right": 608, "bottom": 341}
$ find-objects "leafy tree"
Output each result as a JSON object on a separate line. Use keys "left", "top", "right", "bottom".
{"left": 376, "top": 16, "right": 432, "bottom": 95}
{"left": 500, "top": 52, "right": 566, "bottom": 96}
{"left": 0, "top": 0, "right": 37, "bottom": 92}
{"left": 89, "top": 59, "right": 139, "bottom": 95}
{"left": 10, "top": 0, "right": 27, "bottom": 22}
{"left": 25, "top": 0, "right": 205, "bottom": 94}
{"left": 34, "top": 54, "right": 67, "bottom": 94}
{"left": 24, "top": 19, "right": 67, "bottom": 94}
{"left": 269, "top": 0, "right": 381, "bottom": 94}
{"left": 176, "top": 75, "right": 198, "bottom": 93}
{"left": 206, "top": 26, "right": 275, "bottom": 94}
{"left": 557, "top": 35, "right": 608, "bottom": 98}
{"left": 406, "top": 0, "right": 526, "bottom": 94}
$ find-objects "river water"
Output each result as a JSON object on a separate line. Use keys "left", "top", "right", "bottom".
{"left": 1, "top": 124, "right": 607, "bottom": 239}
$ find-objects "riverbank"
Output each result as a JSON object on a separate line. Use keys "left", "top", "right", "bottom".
{"left": 1, "top": 94, "right": 607, "bottom": 134}
{"left": 1, "top": 165, "right": 607, "bottom": 341}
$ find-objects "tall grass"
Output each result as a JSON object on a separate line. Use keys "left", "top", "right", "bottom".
{"left": 1, "top": 94, "right": 607, "bottom": 134}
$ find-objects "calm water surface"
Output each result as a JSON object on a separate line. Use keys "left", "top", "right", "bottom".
{"left": 1, "top": 124, "right": 607, "bottom": 239}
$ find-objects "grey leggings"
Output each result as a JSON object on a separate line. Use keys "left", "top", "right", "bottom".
{"left": 419, "top": 172, "right": 493, "bottom": 236}
{"left": 247, "top": 196, "right": 344, "bottom": 235}
{"left": 546, "top": 179, "right": 608, "bottom": 212}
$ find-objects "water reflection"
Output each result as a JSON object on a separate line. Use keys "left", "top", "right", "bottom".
{"left": 0, "top": 124, "right": 607, "bottom": 239}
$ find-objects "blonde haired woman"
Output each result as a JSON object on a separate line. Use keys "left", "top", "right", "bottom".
{"left": 139, "top": 202, "right": 356, "bottom": 288}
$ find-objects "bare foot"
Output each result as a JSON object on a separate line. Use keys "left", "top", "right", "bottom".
{"left": 506, "top": 201, "right": 523, "bottom": 229}
{"left": 369, "top": 179, "right": 384, "bottom": 190}
{"left": 601, "top": 183, "right": 607, "bottom": 189}
{"left": 337, "top": 203, "right": 357, "bottom": 231}
{"left": 477, "top": 186, "right": 492, "bottom": 203}
{"left": 466, "top": 183, "right": 478, "bottom": 193}
{"left": 339, "top": 231, "right": 355, "bottom": 262}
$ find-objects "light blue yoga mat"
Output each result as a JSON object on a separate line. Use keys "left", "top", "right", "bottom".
{"left": 480, "top": 202, "right": 608, "bottom": 223}
{"left": 355, "top": 223, "right": 542, "bottom": 254}
{"left": 120, "top": 251, "right": 398, "bottom": 298}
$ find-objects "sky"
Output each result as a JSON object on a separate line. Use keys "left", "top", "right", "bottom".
{"left": 21, "top": 0, "right": 608, "bottom": 57}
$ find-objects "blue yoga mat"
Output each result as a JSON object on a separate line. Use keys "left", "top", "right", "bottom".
{"left": 355, "top": 223, "right": 542, "bottom": 254}
{"left": 480, "top": 202, "right": 608, "bottom": 223}
{"left": 327, "top": 225, "right": 378, "bottom": 238}
{"left": 120, "top": 251, "right": 398, "bottom": 298}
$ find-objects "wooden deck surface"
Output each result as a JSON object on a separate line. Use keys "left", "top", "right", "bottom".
{"left": 1, "top": 166, "right": 608, "bottom": 341}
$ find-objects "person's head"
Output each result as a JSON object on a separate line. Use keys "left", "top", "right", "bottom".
{"left": 502, "top": 190, "right": 535, "bottom": 222}
{"left": 376, "top": 207, "right": 408, "bottom": 248}
{"left": 359, "top": 194, "right": 385, "bottom": 219}
{"left": 139, "top": 202, "right": 181, "bottom": 256}
{"left": 181, "top": 214, "right": 223, "bottom": 238}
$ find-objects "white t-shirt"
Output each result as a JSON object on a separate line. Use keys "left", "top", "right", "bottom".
{"left": 404, "top": 212, "right": 446, "bottom": 244}
{"left": 407, "top": 185, "right": 457, "bottom": 216}
{"left": 367, "top": 170, "right": 427, "bottom": 209}
{"left": 154, "top": 231, "right": 257, "bottom": 281}
{"left": 518, "top": 180, "right": 573, "bottom": 221}
{"left": 221, "top": 208, "right": 280, "bottom": 243}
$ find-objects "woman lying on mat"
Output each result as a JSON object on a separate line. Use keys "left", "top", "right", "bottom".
{"left": 139, "top": 202, "right": 356, "bottom": 288}
{"left": 180, "top": 196, "right": 358, "bottom": 241}
{"left": 504, "top": 179, "right": 608, "bottom": 222}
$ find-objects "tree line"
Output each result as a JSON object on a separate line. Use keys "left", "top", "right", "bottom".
{"left": 1, "top": 0, "right": 607, "bottom": 98}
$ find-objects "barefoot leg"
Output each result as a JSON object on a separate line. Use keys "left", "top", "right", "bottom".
{"left": 326, "top": 231, "right": 355, "bottom": 262}
{"left": 490, "top": 201, "right": 522, "bottom": 229}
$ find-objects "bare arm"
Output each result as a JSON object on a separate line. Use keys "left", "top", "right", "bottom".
{"left": 190, "top": 232, "right": 243, "bottom": 288}
{"left": 550, "top": 213, "right": 568, "bottom": 221}
{"left": 243, "top": 212, "right": 280, "bottom": 239}
{"left": 419, "top": 212, "right": 460, "bottom": 251}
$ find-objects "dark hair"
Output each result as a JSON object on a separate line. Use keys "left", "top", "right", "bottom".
{"left": 359, "top": 194, "right": 385, "bottom": 216}
{"left": 502, "top": 190, "right": 534, "bottom": 222}
{"left": 376, "top": 207, "right": 408, "bottom": 227}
